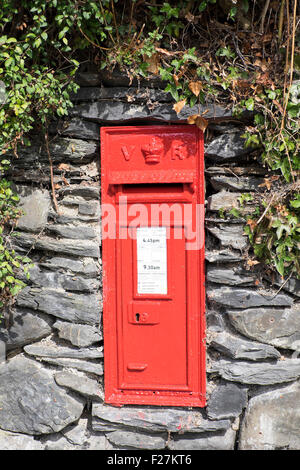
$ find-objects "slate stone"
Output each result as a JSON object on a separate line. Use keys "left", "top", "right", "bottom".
{"left": 207, "top": 191, "right": 241, "bottom": 212}
{"left": 51, "top": 118, "right": 100, "bottom": 141}
{"left": 49, "top": 138, "right": 98, "bottom": 163}
{"left": 46, "top": 224, "right": 97, "bottom": 240}
{"left": 92, "top": 404, "right": 231, "bottom": 434}
{"left": 207, "top": 286, "right": 294, "bottom": 309}
{"left": 16, "top": 287, "right": 102, "bottom": 325}
{"left": 206, "top": 265, "right": 256, "bottom": 286}
{"left": 211, "top": 359, "right": 300, "bottom": 385}
{"left": 205, "top": 132, "right": 254, "bottom": 161}
{"left": 40, "top": 433, "right": 78, "bottom": 450}
{"left": 264, "top": 274, "right": 300, "bottom": 298}
{"left": 53, "top": 321, "right": 102, "bottom": 347}
{"left": 71, "top": 86, "right": 172, "bottom": 103}
{"left": 0, "top": 429, "right": 44, "bottom": 450}
{"left": 10, "top": 137, "right": 98, "bottom": 165}
{"left": 78, "top": 201, "right": 99, "bottom": 216}
{"left": 0, "top": 355, "right": 85, "bottom": 435}
{"left": 71, "top": 100, "right": 232, "bottom": 124}
{"left": 205, "top": 165, "right": 266, "bottom": 176}
{"left": 206, "top": 224, "right": 248, "bottom": 250}
{"left": 105, "top": 430, "right": 167, "bottom": 450}
{"left": 169, "top": 427, "right": 237, "bottom": 450}
{"left": 55, "top": 371, "right": 104, "bottom": 401}
{"left": 0, "top": 340, "right": 4, "bottom": 363}
{"left": 206, "top": 310, "right": 225, "bottom": 333}
{"left": 207, "top": 382, "right": 248, "bottom": 419}
{"left": 26, "top": 265, "right": 98, "bottom": 292}
{"left": 24, "top": 342, "right": 103, "bottom": 360}
{"left": 59, "top": 184, "right": 100, "bottom": 199}
{"left": 210, "top": 175, "right": 265, "bottom": 191}
{"left": 13, "top": 232, "right": 100, "bottom": 258}
{"left": 39, "top": 256, "right": 99, "bottom": 277}
{"left": 41, "top": 418, "right": 90, "bottom": 450}
{"left": 75, "top": 72, "right": 101, "bottom": 87}
{"left": 227, "top": 304, "right": 300, "bottom": 351}
{"left": 16, "top": 187, "right": 50, "bottom": 232}
{"left": 239, "top": 382, "right": 300, "bottom": 450}
{"left": 39, "top": 357, "right": 104, "bottom": 376}
{"left": 0, "top": 308, "right": 53, "bottom": 351}
{"left": 205, "top": 249, "right": 243, "bottom": 263}
{"left": 88, "top": 433, "right": 112, "bottom": 450}
{"left": 210, "top": 331, "right": 281, "bottom": 361}
{"left": 98, "top": 68, "right": 166, "bottom": 88}
{"left": 62, "top": 418, "right": 89, "bottom": 446}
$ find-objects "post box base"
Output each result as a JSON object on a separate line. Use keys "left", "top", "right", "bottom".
{"left": 105, "top": 392, "right": 206, "bottom": 408}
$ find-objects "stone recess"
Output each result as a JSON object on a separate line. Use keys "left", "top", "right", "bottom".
{"left": 2, "top": 77, "right": 299, "bottom": 450}
{"left": 0, "top": 355, "right": 85, "bottom": 435}
{"left": 239, "top": 382, "right": 300, "bottom": 450}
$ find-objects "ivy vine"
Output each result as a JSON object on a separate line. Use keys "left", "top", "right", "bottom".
{"left": 0, "top": 0, "right": 299, "bottom": 311}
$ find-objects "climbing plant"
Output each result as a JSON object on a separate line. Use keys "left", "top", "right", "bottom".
{"left": 0, "top": 0, "right": 299, "bottom": 311}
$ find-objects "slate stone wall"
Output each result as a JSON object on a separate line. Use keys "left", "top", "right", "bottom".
{"left": 0, "top": 72, "right": 299, "bottom": 450}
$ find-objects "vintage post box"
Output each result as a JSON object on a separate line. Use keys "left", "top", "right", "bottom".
{"left": 101, "top": 125, "right": 206, "bottom": 407}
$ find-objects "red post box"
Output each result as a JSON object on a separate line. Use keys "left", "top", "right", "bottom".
{"left": 101, "top": 125, "right": 206, "bottom": 407}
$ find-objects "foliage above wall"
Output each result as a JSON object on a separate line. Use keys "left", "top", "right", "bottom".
{"left": 0, "top": 0, "right": 299, "bottom": 309}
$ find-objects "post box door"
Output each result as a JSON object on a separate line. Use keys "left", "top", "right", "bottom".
{"left": 119, "top": 223, "right": 188, "bottom": 389}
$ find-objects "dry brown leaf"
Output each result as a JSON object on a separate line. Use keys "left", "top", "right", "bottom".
{"left": 146, "top": 53, "right": 160, "bottom": 75}
{"left": 187, "top": 114, "right": 199, "bottom": 124}
{"left": 259, "top": 178, "right": 272, "bottom": 190}
{"left": 247, "top": 259, "right": 260, "bottom": 266}
{"left": 173, "top": 74, "right": 179, "bottom": 87}
{"left": 173, "top": 99, "right": 186, "bottom": 115}
{"left": 195, "top": 116, "right": 208, "bottom": 132}
{"left": 54, "top": 183, "right": 61, "bottom": 190}
{"left": 58, "top": 163, "right": 70, "bottom": 171}
{"left": 188, "top": 80, "right": 203, "bottom": 97}
{"left": 187, "top": 114, "right": 208, "bottom": 132}
{"left": 246, "top": 219, "right": 257, "bottom": 231}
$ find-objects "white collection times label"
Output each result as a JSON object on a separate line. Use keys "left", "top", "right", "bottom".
{"left": 136, "top": 227, "right": 167, "bottom": 295}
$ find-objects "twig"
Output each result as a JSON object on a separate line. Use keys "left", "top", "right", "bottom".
{"left": 267, "top": 270, "right": 293, "bottom": 300}
{"left": 281, "top": 0, "right": 297, "bottom": 131}
{"left": 256, "top": 193, "right": 275, "bottom": 225}
{"left": 278, "top": 0, "right": 285, "bottom": 42}
{"left": 78, "top": 26, "right": 111, "bottom": 51}
{"left": 259, "top": 0, "right": 271, "bottom": 34}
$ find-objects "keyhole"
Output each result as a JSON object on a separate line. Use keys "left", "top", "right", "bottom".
{"left": 135, "top": 313, "right": 140, "bottom": 322}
